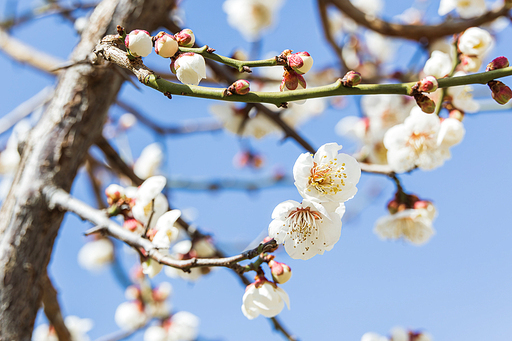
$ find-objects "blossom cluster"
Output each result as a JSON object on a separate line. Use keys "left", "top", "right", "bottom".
{"left": 124, "top": 28, "right": 206, "bottom": 86}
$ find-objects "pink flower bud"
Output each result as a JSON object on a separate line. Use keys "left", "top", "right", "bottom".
{"left": 154, "top": 31, "right": 178, "bottom": 58}
{"left": 105, "top": 184, "right": 125, "bottom": 205}
{"left": 175, "top": 28, "right": 195, "bottom": 47}
{"left": 287, "top": 51, "right": 313, "bottom": 75}
{"left": 417, "top": 76, "right": 438, "bottom": 93}
{"left": 486, "top": 56, "right": 509, "bottom": 72}
{"left": 269, "top": 260, "right": 292, "bottom": 284}
{"left": 231, "top": 79, "right": 250, "bottom": 95}
{"left": 341, "top": 71, "right": 361, "bottom": 87}
{"left": 280, "top": 70, "right": 306, "bottom": 91}
{"left": 488, "top": 80, "right": 512, "bottom": 105}
{"left": 414, "top": 94, "right": 436, "bottom": 114}
{"left": 125, "top": 30, "right": 152, "bottom": 57}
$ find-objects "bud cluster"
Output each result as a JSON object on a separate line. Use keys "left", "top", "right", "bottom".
{"left": 124, "top": 28, "right": 195, "bottom": 58}
{"left": 276, "top": 50, "right": 314, "bottom": 95}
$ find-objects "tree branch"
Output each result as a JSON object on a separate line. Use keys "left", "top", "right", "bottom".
{"left": 41, "top": 273, "right": 72, "bottom": 341}
{"left": 328, "top": 0, "right": 511, "bottom": 41}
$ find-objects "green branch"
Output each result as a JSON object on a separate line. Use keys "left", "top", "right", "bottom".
{"left": 144, "top": 67, "right": 512, "bottom": 107}
{"left": 179, "top": 45, "right": 279, "bottom": 72}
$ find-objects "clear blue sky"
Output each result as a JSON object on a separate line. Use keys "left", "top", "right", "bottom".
{"left": 1, "top": 0, "right": 512, "bottom": 340}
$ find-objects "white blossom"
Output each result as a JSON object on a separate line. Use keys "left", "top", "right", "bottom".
{"left": 438, "top": 0, "right": 486, "bottom": 18}
{"left": 77, "top": 238, "right": 114, "bottom": 271}
{"left": 152, "top": 210, "right": 181, "bottom": 249}
{"left": 423, "top": 51, "right": 452, "bottom": 78}
{"left": 458, "top": 27, "right": 494, "bottom": 57}
{"left": 167, "top": 311, "right": 200, "bottom": 341}
{"left": 384, "top": 107, "right": 456, "bottom": 173}
{"left": 351, "top": 0, "right": 383, "bottom": 17}
{"left": 361, "top": 332, "right": 388, "bottom": 341}
{"left": 142, "top": 258, "right": 164, "bottom": 278}
{"left": 241, "top": 279, "right": 290, "bottom": 319}
{"left": 390, "top": 327, "right": 409, "bottom": 341}
{"left": 154, "top": 32, "right": 178, "bottom": 58}
{"left": 293, "top": 143, "right": 361, "bottom": 204}
{"left": 125, "top": 30, "right": 152, "bottom": 57}
{"left": 134, "top": 143, "right": 164, "bottom": 180}
{"left": 447, "top": 72, "right": 480, "bottom": 113}
{"left": 223, "top": 0, "right": 283, "bottom": 41}
{"left": 374, "top": 203, "right": 437, "bottom": 245}
{"left": 173, "top": 53, "right": 207, "bottom": 86}
{"left": 115, "top": 301, "right": 148, "bottom": 330}
{"left": 32, "top": 316, "right": 93, "bottom": 341}
{"left": 132, "top": 176, "right": 169, "bottom": 229}
{"left": 268, "top": 199, "right": 345, "bottom": 260}
{"left": 144, "top": 326, "right": 168, "bottom": 341}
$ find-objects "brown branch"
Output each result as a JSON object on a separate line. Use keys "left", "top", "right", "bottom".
{"left": 86, "top": 155, "right": 107, "bottom": 209}
{"left": 41, "top": 273, "right": 71, "bottom": 341}
{"left": 0, "top": 28, "right": 65, "bottom": 74}
{"left": 328, "top": 0, "right": 511, "bottom": 41}
{"left": 44, "top": 186, "right": 277, "bottom": 272}
{"left": 115, "top": 100, "right": 223, "bottom": 135}
{"left": 96, "top": 135, "right": 143, "bottom": 186}
{"left": 317, "top": 0, "right": 348, "bottom": 73}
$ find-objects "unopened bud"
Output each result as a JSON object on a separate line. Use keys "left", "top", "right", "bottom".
{"left": 387, "top": 199, "right": 399, "bottom": 214}
{"left": 414, "top": 94, "right": 436, "bottom": 114}
{"left": 280, "top": 70, "right": 306, "bottom": 91}
{"left": 175, "top": 28, "right": 195, "bottom": 47}
{"left": 488, "top": 80, "right": 512, "bottom": 105}
{"left": 154, "top": 31, "right": 179, "bottom": 58}
{"left": 460, "top": 55, "right": 482, "bottom": 72}
{"left": 413, "top": 200, "right": 431, "bottom": 210}
{"left": 449, "top": 109, "right": 464, "bottom": 122}
{"left": 269, "top": 260, "right": 292, "bottom": 284}
{"left": 119, "top": 113, "right": 137, "bottom": 130}
{"left": 228, "top": 79, "right": 250, "bottom": 95}
{"left": 287, "top": 51, "right": 313, "bottom": 75}
{"left": 123, "top": 218, "right": 141, "bottom": 232}
{"left": 341, "top": 71, "right": 361, "bottom": 87}
{"left": 486, "top": 56, "right": 509, "bottom": 72}
{"left": 125, "top": 30, "right": 152, "bottom": 57}
{"left": 105, "top": 184, "right": 125, "bottom": 205}
{"left": 417, "top": 76, "right": 438, "bottom": 93}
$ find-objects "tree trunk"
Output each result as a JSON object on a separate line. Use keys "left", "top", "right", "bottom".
{"left": 0, "top": 0, "right": 175, "bottom": 339}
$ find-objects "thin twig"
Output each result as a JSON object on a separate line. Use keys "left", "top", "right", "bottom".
{"left": 41, "top": 273, "right": 72, "bottom": 341}
{"left": 317, "top": 0, "right": 348, "bottom": 74}
{"left": 86, "top": 155, "right": 107, "bottom": 209}
{"left": 96, "top": 135, "right": 143, "bottom": 186}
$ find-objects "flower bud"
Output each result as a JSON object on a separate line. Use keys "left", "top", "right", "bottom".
{"left": 488, "top": 80, "right": 512, "bottom": 105}
{"left": 280, "top": 70, "right": 306, "bottom": 91}
{"left": 460, "top": 55, "right": 482, "bottom": 72}
{"left": 486, "top": 56, "right": 509, "bottom": 72}
{"left": 175, "top": 28, "right": 195, "bottom": 47}
{"left": 105, "top": 184, "right": 125, "bottom": 205}
{"left": 269, "top": 260, "right": 292, "bottom": 284}
{"left": 171, "top": 53, "right": 206, "bottom": 86}
{"left": 125, "top": 30, "right": 152, "bottom": 57}
{"left": 417, "top": 76, "right": 438, "bottom": 93}
{"left": 229, "top": 79, "right": 250, "bottom": 95}
{"left": 154, "top": 31, "right": 178, "bottom": 58}
{"left": 287, "top": 51, "right": 313, "bottom": 75}
{"left": 119, "top": 113, "right": 137, "bottom": 130}
{"left": 414, "top": 94, "right": 436, "bottom": 114}
{"left": 341, "top": 71, "right": 361, "bottom": 87}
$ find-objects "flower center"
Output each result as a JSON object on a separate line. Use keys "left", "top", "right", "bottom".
{"left": 286, "top": 207, "right": 322, "bottom": 247}
{"left": 308, "top": 161, "right": 347, "bottom": 195}
{"left": 407, "top": 132, "right": 435, "bottom": 154}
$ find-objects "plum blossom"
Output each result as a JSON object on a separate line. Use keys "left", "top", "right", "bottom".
{"left": 143, "top": 311, "right": 200, "bottom": 341}
{"left": 360, "top": 332, "right": 388, "bottom": 341}
{"left": 115, "top": 301, "right": 148, "bottom": 330}
{"left": 151, "top": 210, "right": 181, "bottom": 249}
{"left": 134, "top": 143, "right": 164, "bottom": 180}
{"left": 125, "top": 30, "right": 152, "bottom": 57}
{"left": 458, "top": 27, "right": 494, "bottom": 57}
{"left": 154, "top": 32, "right": 178, "bottom": 58}
{"left": 447, "top": 72, "right": 480, "bottom": 113}
{"left": 438, "top": 0, "right": 486, "bottom": 18}
{"left": 171, "top": 53, "right": 206, "bottom": 86}
{"left": 241, "top": 276, "right": 290, "bottom": 319}
{"left": 293, "top": 143, "right": 361, "bottom": 204}
{"left": 383, "top": 107, "right": 464, "bottom": 173}
{"left": 77, "top": 238, "right": 114, "bottom": 271}
{"left": 33, "top": 316, "right": 93, "bottom": 341}
{"left": 223, "top": 0, "right": 284, "bottom": 42}
{"left": 374, "top": 201, "right": 437, "bottom": 245}
{"left": 423, "top": 51, "right": 452, "bottom": 78}
{"left": 142, "top": 258, "right": 163, "bottom": 278}
{"left": 132, "top": 176, "right": 169, "bottom": 229}
{"left": 268, "top": 199, "right": 345, "bottom": 260}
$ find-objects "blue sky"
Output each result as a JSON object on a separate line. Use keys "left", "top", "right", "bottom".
{"left": 1, "top": 0, "right": 512, "bottom": 340}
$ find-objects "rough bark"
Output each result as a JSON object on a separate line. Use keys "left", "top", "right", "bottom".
{"left": 0, "top": 0, "right": 175, "bottom": 339}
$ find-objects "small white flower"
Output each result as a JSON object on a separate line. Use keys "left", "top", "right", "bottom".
{"left": 458, "top": 27, "right": 493, "bottom": 57}
{"left": 64, "top": 316, "right": 94, "bottom": 341}
{"left": 268, "top": 199, "right": 345, "bottom": 260}
{"left": 125, "top": 30, "right": 152, "bottom": 57}
{"left": 152, "top": 210, "right": 181, "bottom": 249}
{"left": 223, "top": 0, "right": 283, "bottom": 41}
{"left": 293, "top": 143, "right": 361, "bottom": 204}
{"left": 115, "top": 301, "right": 148, "bottom": 330}
{"left": 77, "top": 238, "right": 114, "bottom": 271}
{"left": 241, "top": 278, "right": 290, "bottom": 319}
{"left": 384, "top": 107, "right": 450, "bottom": 173}
{"left": 437, "top": 117, "right": 465, "bottom": 148}
{"left": 173, "top": 53, "right": 206, "bottom": 86}
{"left": 351, "top": 0, "right": 383, "bottom": 17}
{"left": 144, "top": 326, "right": 168, "bottom": 341}
{"left": 132, "top": 176, "right": 169, "bottom": 229}
{"left": 374, "top": 204, "right": 437, "bottom": 245}
{"left": 154, "top": 32, "right": 178, "bottom": 58}
{"left": 438, "top": 0, "right": 486, "bottom": 18}
{"left": 361, "top": 332, "right": 388, "bottom": 341}
{"left": 142, "top": 258, "right": 163, "bottom": 278}
{"left": 134, "top": 143, "right": 164, "bottom": 180}
{"left": 168, "top": 311, "right": 200, "bottom": 341}
{"left": 447, "top": 72, "right": 480, "bottom": 113}
{"left": 390, "top": 326, "right": 409, "bottom": 341}
{"left": 423, "top": 50, "right": 452, "bottom": 78}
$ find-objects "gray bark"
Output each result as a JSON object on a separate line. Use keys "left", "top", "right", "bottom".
{"left": 0, "top": 1, "right": 175, "bottom": 339}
